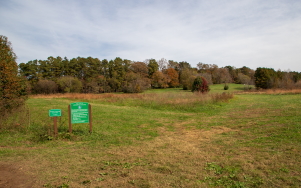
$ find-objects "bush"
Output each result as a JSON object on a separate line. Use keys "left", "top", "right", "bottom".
{"left": 191, "top": 76, "right": 210, "bottom": 93}
{"left": 57, "top": 76, "right": 82, "bottom": 93}
{"left": 34, "top": 80, "right": 58, "bottom": 94}
{"left": 224, "top": 84, "right": 229, "bottom": 90}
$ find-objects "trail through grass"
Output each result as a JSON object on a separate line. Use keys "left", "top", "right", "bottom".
{"left": 1, "top": 86, "right": 301, "bottom": 187}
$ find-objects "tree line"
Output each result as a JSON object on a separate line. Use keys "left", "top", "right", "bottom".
{"left": 18, "top": 56, "right": 301, "bottom": 94}
{"left": 1, "top": 34, "right": 301, "bottom": 122}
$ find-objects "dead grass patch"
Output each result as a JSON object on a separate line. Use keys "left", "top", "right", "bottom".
{"left": 30, "top": 92, "right": 234, "bottom": 113}
{"left": 29, "top": 92, "right": 234, "bottom": 103}
{"left": 240, "top": 88, "right": 301, "bottom": 95}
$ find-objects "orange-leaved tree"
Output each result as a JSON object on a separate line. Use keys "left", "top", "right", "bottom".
{"left": 165, "top": 67, "right": 180, "bottom": 88}
{"left": 0, "top": 35, "right": 27, "bottom": 117}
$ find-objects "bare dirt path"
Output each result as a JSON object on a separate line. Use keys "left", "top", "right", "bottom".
{"left": 0, "top": 163, "right": 35, "bottom": 188}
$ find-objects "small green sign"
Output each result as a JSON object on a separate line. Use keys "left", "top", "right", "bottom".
{"left": 70, "top": 102, "right": 89, "bottom": 124}
{"left": 49, "top": 109, "right": 62, "bottom": 117}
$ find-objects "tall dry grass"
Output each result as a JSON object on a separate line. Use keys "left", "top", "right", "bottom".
{"left": 240, "top": 88, "right": 301, "bottom": 95}
{"left": 30, "top": 92, "right": 234, "bottom": 112}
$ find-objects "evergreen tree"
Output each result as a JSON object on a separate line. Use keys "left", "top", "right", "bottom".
{"left": 254, "top": 67, "right": 277, "bottom": 89}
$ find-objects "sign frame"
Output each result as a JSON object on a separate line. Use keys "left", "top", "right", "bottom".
{"left": 70, "top": 102, "right": 89, "bottom": 124}
{"left": 68, "top": 102, "right": 92, "bottom": 133}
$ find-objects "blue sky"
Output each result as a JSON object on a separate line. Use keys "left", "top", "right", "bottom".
{"left": 1, "top": 0, "right": 301, "bottom": 72}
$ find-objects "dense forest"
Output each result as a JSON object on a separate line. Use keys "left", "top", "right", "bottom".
{"left": 18, "top": 56, "right": 301, "bottom": 94}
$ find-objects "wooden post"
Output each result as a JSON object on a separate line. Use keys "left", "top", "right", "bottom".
{"left": 68, "top": 105, "right": 72, "bottom": 133}
{"left": 89, "top": 104, "right": 92, "bottom": 133}
{"left": 53, "top": 116, "right": 58, "bottom": 136}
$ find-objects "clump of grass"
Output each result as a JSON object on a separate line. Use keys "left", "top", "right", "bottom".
{"left": 203, "top": 162, "right": 263, "bottom": 187}
{"left": 0, "top": 105, "right": 30, "bottom": 131}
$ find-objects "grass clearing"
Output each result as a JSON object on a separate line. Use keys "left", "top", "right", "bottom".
{"left": 1, "top": 84, "right": 301, "bottom": 187}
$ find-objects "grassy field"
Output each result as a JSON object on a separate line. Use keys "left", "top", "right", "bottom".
{"left": 1, "top": 84, "right": 301, "bottom": 187}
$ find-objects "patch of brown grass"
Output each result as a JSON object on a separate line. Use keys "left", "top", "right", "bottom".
{"left": 30, "top": 92, "right": 234, "bottom": 108}
{"left": 30, "top": 93, "right": 143, "bottom": 100}
{"left": 240, "top": 88, "right": 301, "bottom": 95}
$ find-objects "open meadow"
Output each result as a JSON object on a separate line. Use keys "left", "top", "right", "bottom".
{"left": 1, "top": 84, "right": 301, "bottom": 187}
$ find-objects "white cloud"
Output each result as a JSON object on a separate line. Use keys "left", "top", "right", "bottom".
{"left": 1, "top": 0, "right": 301, "bottom": 71}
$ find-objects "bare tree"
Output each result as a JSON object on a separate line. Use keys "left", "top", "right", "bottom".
{"left": 157, "top": 58, "right": 168, "bottom": 71}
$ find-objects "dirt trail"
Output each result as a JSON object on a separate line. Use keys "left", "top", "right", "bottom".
{"left": 0, "top": 163, "right": 35, "bottom": 188}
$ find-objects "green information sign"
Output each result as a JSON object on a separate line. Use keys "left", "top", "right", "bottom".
{"left": 49, "top": 109, "right": 62, "bottom": 117}
{"left": 70, "top": 102, "right": 89, "bottom": 124}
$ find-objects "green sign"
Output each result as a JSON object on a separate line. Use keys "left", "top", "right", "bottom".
{"left": 49, "top": 109, "right": 62, "bottom": 117}
{"left": 70, "top": 102, "right": 89, "bottom": 124}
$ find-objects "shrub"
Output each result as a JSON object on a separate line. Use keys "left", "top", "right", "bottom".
{"left": 33, "top": 80, "right": 58, "bottom": 94}
{"left": 57, "top": 76, "right": 82, "bottom": 93}
{"left": 224, "top": 84, "right": 229, "bottom": 90}
{"left": 191, "top": 76, "right": 210, "bottom": 93}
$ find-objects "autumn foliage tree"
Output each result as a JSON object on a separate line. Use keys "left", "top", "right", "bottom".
{"left": 165, "top": 68, "right": 180, "bottom": 88}
{"left": 0, "top": 35, "right": 27, "bottom": 116}
{"left": 191, "top": 76, "right": 209, "bottom": 93}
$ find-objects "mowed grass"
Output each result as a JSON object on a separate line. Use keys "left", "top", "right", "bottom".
{"left": 1, "top": 84, "right": 301, "bottom": 187}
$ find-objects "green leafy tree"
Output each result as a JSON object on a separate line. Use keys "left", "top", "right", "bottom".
{"left": 57, "top": 76, "right": 82, "bottom": 93}
{"left": 180, "top": 68, "right": 194, "bottom": 90}
{"left": 0, "top": 35, "right": 27, "bottom": 115}
{"left": 147, "top": 59, "right": 159, "bottom": 77}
